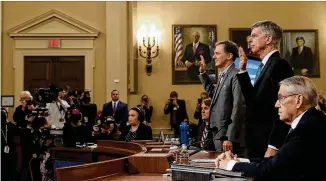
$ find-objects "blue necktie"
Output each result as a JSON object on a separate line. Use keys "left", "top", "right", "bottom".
{"left": 255, "top": 63, "right": 264, "bottom": 83}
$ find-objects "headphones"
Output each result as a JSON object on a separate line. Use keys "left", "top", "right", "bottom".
{"left": 130, "top": 107, "right": 144, "bottom": 122}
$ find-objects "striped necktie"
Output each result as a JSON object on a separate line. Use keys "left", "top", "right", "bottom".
{"left": 200, "top": 125, "right": 209, "bottom": 148}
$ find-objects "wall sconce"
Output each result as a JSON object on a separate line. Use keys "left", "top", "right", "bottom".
{"left": 137, "top": 24, "right": 160, "bottom": 76}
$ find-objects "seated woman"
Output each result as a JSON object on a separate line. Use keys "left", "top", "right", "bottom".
{"left": 120, "top": 107, "right": 153, "bottom": 141}
{"left": 91, "top": 117, "right": 120, "bottom": 141}
{"left": 63, "top": 108, "right": 89, "bottom": 147}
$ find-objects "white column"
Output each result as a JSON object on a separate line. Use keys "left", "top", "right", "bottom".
{"left": 106, "top": 2, "right": 128, "bottom": 102}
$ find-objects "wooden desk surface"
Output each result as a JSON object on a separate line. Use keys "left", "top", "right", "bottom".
{"left": 100, "top": 173, "right": 170, "bottom": 181}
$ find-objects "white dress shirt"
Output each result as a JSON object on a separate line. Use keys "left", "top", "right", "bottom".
{"left": 238, "top": 50, "right": 278, "bottom": 74}
{"left": 46, "top": 100, "right": 70, "bottom": 129}
{"left": 225, "top": 110, "right": 307, "bottom": 171}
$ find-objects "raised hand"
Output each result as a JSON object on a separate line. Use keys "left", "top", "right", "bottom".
{"left": 199, "top": 55, "right": 207, "bottom": 73}
{"left": 238, "top": 47, "right": 248, "bottom": 71}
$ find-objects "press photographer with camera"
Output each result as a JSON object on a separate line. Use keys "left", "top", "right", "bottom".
{"left": 78, "top": 90, "right": 98, "bottom": 138}
{"left": 45, "top": 86, "right": 70, "bottom": 129}
{"left": 194, "top": 92, "right": 209, "bottom": 126}
{"left": 164, "top": 91, "right": 189, "bottom": 137}
{"left": 137, "top": 94, "right": 153, "bottom": 126}
{"left": 63, "top": 107, "right": 89, "bottom": 147}
{"left": 19, "top": 109, "right": 55, "bottom": 181}
{"left": 91, "top": 116, "right": 120, "bottom": 141}
{"left": 13, "top": 91, "right": 35, "bottom": 128}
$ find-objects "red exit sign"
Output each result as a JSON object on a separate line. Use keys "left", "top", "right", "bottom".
{"left": 48, "top": 39, "right": 61, "bottom": 48}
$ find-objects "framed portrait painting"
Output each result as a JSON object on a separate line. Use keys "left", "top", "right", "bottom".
{"left": 281, "top": 30, "right": 319, "bottom": 77}
{"left": 172, "top": 25, "right": 217, "bottom": 84}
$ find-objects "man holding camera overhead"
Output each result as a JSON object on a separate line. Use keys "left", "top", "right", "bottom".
{"left": 46, "top": 87, "right": 70, "bottom": 129}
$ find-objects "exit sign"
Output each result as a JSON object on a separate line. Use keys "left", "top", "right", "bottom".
{"left": 48, "top": 39, "right": 61, "bottom": 48}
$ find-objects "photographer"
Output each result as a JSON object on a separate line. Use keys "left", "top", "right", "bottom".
{"left": 63, "top": 107, "right": 89, "bottom": 147}
{"left": 46, "top": 87, "right": 70, "bottom": 129}
{"left": 164, "top": 91, "right": 189, "bottom": 137}
{"left": 79, "top": 90, "right": 98, "bottom": 138}
{"left": 13, "top": 91, "right": 35, "bottom": 128}
{"left": 194, "top": 92, "right": 208, "bottom": 126}
{"left": 19, "top": 110, "right": 54, "bottom": 181}
{"left": 137, "top": 94, "right": 153, "bottom": 126}
{"left": 91, "top": 117, "right": 120, "bottom": 141}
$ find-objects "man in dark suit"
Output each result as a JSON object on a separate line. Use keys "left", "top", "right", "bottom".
{"left": 100, "top": 90, "right": 128, "bottom": 131}
{"left": 237, "top": 20, "right": 294, "bottom": 159}
{"left": 216, "top": 76, "right": 326, "bottom": 181}
{"left": 196, "top": 99, "right": 215, "bottom": 151}
{"left": 199, "top": 40, "right": 246, "bottom": 155}
{"left": 290, "top": 36, "right": 314, "bottom": 75}
{"left": 180, "top": 31, "right": 211, "bottom": 81}
{"left": 164, "top": 91, "right": 189, "bottom": 137}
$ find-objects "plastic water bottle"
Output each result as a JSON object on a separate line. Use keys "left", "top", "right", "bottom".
{"left": 171, "top": 138, "right": 176, "bottom": 146}
{"left": 173, "top": 145, "right": 180, "bottom": 164}
{"left": 175, "top": 138, "right": 180, "bottom": 146}
{"left": 178, "top": 144, "right": 189, "bottom": 165}
{"left": 180, "top": 122, "right": 189, "bottom": 146}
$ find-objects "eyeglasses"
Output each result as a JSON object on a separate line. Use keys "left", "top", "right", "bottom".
{"left": 277, "top": 94, "right": 299, "bottom": 104}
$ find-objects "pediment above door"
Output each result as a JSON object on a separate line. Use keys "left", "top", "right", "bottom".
{"left": 7, "top": 9, "right": 99, "bottom": 38}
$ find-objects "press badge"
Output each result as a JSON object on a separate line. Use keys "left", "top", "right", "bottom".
{"left": 4, "top": 145, "right": 9, "bottom": 153}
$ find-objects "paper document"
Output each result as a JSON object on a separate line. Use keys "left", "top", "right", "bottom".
{"left": 191, "top": 158, "right": 250, "bottom": 163}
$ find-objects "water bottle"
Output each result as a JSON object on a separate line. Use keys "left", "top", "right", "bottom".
{"left": 175, "top": 138, "right": 180, "bottom": 146}
{"left": 178, "top": 144, "right": 189, "bottom": 165}
{"left": 170, "top": 138, "right": 176, "bottom": 146}
{"left": 173, "top": 145, "right": 180, "bottom": 164}
{"left": 179, "top": 122, "right": 189, "bottom": 146}
{"left": 168, "top": 146, "right": 176, "bottom": 163}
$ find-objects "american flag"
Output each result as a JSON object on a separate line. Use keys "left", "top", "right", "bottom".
{"left": 174, "top": 27, "right": 183, "bottom": 66}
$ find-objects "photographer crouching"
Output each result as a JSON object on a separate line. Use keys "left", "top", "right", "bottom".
{"left": 63, "top": 106, "right": 89, "bottom": 147}
{"left": 91, "top": 116, "right": 120, "bottom": 141}
{"left": 45, "top": 86, "right": 70, "bottom": 129}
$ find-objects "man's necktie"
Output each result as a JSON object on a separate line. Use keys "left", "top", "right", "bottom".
{"left": 113, "top": 102, "right": 116, "bottom": 112}
{"left": 201, "top": 125, "right": 209, "bottom": 148}
{"left": 298, "top": 47, "right": 302, "bottom": 54}
{"left": 254, "top": 63, "right": 264, "bottom": 84}
{"left": 192, "top": 44, "right": 196, "bottom": 54}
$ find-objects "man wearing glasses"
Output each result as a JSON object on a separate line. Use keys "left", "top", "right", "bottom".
{"left": 237, "top": 20, "right": 294, "bottom": 159}
{"left": 216, "top": 76, "right": 326, "bottom": 181}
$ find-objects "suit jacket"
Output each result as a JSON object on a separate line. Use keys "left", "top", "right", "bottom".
{"left": 232, "top": 108, "right": 326, "bottom": 181}
{"left": 237, "top": 51, "right": 294, "bottom": 156}
{"left": 196, "top": 122, "right": 215, "bottom": 151}
{"left": 164, "top": 99, "right": 189, "bottom": 127}
{"left": 100, "top": 101, "right": 128, "bottom": 127}
{"left": 199, "top": 63, "right": 246, "bottom": 151}
{"left": 182, "top": 42, "right": 211, "bottom": 81}
{"left": 290, "top": 46, "right": 314, "bottom": 70}
{"left": 119, "top": 123, "right": 153, "bottom": 141}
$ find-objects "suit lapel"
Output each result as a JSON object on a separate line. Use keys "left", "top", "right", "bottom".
{"left": 255, "top": 51, "right": 279, "bottom": 86}
{"left": 211, "top": 64, "right": 235, "bottom": 107}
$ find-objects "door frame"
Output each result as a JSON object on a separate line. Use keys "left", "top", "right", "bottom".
{"left": 14, "top": 49, "right": 94, "bottom": 108}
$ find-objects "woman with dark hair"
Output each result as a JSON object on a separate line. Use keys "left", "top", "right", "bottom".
{"left": 137, "top": 94, "right": 154, "bottom": 126}
{"left": 119, "top": 107, "right": 153, "bottom": 141}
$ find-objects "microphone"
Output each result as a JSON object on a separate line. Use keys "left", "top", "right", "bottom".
{"left": 189, "top": 119, "right": 233, "bottom": 157}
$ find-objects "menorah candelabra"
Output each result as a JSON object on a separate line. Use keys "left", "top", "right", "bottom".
{"left": 138, "top": 36, "right": 160, "bottom": 76}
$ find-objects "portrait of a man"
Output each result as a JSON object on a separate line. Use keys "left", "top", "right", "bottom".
{"left": 173, "top": 25, "right": 217, "bottom": 84}
{"left": 281, "top": 30, "right": 319, "bottom": 77}
{"left": 290, "top": 36, "right": 314, "bottom": 75}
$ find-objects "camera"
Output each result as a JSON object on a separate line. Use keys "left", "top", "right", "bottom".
{"left": 34, "top": 87, "right": 61, "bottom": 107}
{"left": 198, "top": 98, "right": 202, "bottom": 104}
